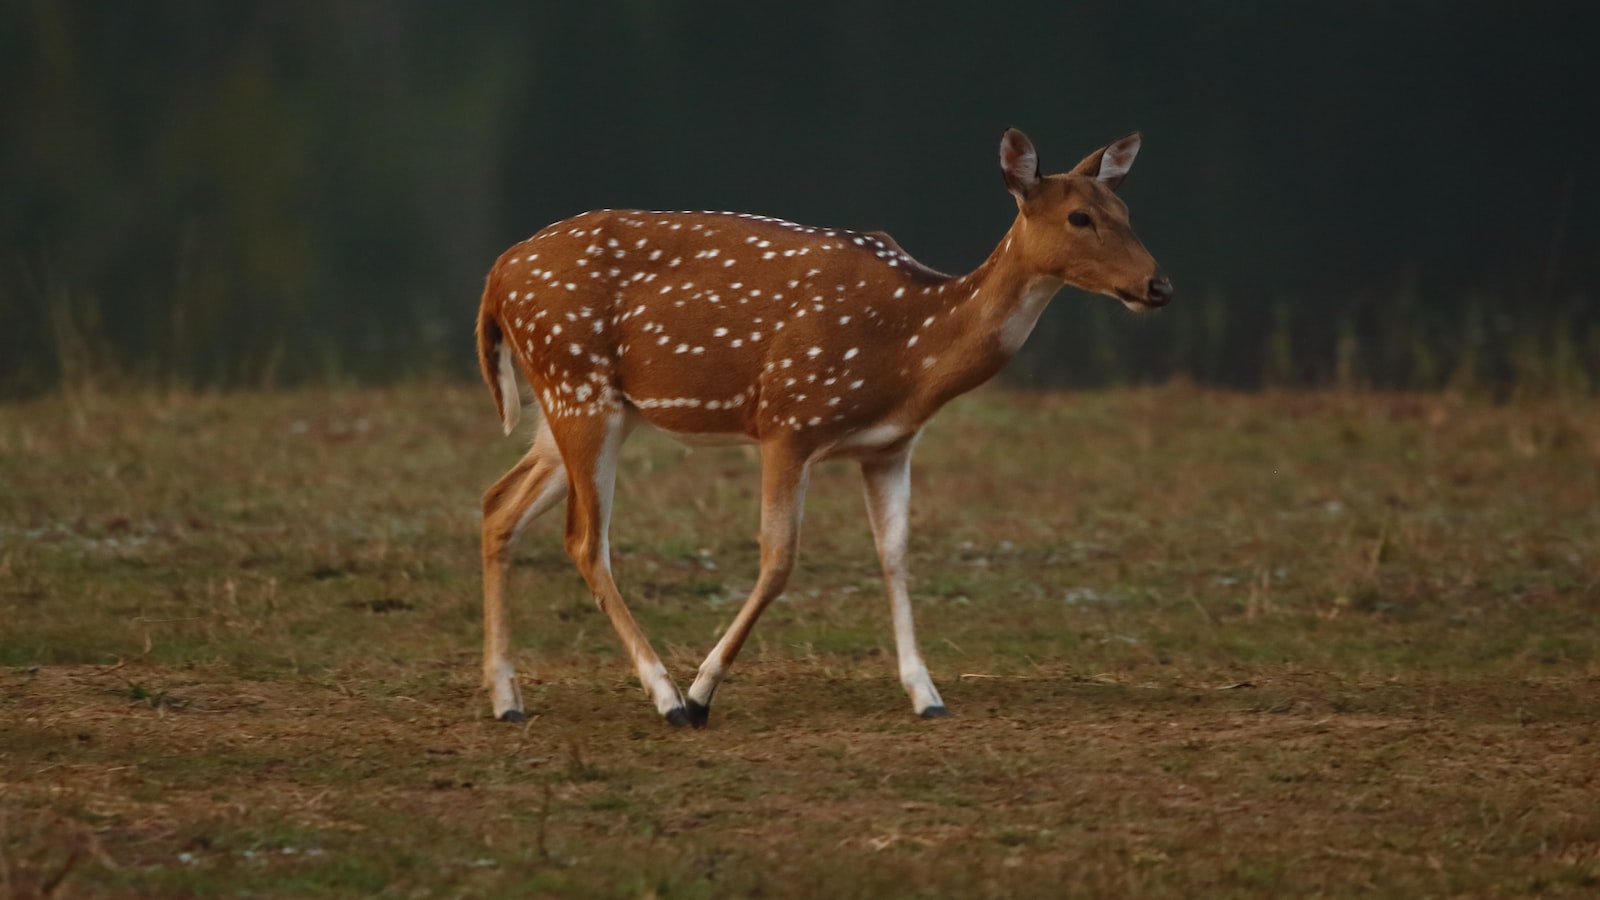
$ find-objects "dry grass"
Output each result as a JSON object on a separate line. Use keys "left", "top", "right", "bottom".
{"left": 2, "top": 383, "right": 1598, "bottom": 897}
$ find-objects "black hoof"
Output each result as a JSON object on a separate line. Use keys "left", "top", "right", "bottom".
{"left": 665, "top": 702, "right": 711, "bottom": 729}
{"left": 498, "top": 709, "right": 528, "bottom": 723}
{"left": 919, "top": 705, "right": 950, "bottom": 719}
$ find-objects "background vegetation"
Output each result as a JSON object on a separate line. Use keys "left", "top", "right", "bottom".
{"left": 3, "top": 1, "right": 1598, "bottom": 395}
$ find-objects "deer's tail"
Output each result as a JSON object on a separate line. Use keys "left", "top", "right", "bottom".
{"left": 476, "top": 278, "right": 521, "bottom": 436}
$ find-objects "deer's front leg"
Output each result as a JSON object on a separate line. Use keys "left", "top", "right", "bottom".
{"left": 861, "top": 449, "right": 947, "bottom": 718}
{"left": 686, "top": 442, "right": 811, "bottom": 726}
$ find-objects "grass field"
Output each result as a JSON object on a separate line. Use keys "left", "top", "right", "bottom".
{"left": 2, "top": 383, "right": 1598, "bottom": 897}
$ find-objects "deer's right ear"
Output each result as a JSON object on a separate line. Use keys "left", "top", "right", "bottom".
{"left": 1000, "top": 128, "right": 1040, "bottom": 207}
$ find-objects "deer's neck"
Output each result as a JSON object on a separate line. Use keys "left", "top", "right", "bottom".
{"left": 909, "top": 219, "right": 1060, "bottom": 413}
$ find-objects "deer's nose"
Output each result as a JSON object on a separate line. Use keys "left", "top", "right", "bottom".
{"left": 1146, "top": 273, "right": 1173, "bottom": 307}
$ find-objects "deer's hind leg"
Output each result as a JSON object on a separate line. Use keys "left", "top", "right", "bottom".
{"left": 482, "top": 418, "right": 568, "bottom": 722}
{"left": 552, "top": 406, "right": 692, "bottom": 725}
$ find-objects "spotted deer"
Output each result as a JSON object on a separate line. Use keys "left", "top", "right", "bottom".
{"left": 476, "top": 128, "right": 1171, "bottom": 727}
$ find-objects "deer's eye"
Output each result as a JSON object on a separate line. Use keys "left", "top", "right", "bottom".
{"left": 1067, "top": 211, "right": 1093, "bottom": 228}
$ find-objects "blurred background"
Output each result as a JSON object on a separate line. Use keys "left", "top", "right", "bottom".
{"left": 2, "top": 1, "right": 1597, "bottom": 397}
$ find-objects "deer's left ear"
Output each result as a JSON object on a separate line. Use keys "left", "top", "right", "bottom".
{"left": 1068, "top": 132, "right": 1142, "bottom": 190}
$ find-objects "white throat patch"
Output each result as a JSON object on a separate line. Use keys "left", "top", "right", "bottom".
{"left": 997, "top": 277, "right": 1064, "bottom": 355}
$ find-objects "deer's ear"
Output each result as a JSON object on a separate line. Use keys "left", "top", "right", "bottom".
{"left": 999, "top": 128, "right": 1040, "bottom": 207}
{"left": 1069, "top": 132, "right": 1142, "bottom": 190}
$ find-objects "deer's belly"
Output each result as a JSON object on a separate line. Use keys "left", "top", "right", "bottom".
{"left": 825, "top": 420, "right": 920, "bottom": 458}
{"left": 623, "top": 401, "right": 757, "bottom": 446}
{"left": 649, "top": 423, "right": 759, "bottom": 448}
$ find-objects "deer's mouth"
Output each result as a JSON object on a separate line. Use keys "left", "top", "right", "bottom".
{"left": 1115, "top": 276, "right": 1172, "bottom": 311}
{"left": 1115, "top": 288, "right": 1164, "bottom": 312}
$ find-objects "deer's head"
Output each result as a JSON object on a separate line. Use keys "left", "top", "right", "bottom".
{"left": 1000, "top": 129, "right": 1172, "bottom": 311}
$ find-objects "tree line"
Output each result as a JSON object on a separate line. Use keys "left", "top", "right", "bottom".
{"left": 3, "top": 1, "right": 1595, "bottom": 397}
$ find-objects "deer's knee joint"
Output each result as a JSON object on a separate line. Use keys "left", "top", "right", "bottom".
{"left": 758, "top": 551, "right": 798, "bottom": 586}
{"left": 563, "top": 530, "right": 600, "bottom": 571}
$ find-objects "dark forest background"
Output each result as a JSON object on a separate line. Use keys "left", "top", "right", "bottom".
{"left": 3, "top": 1, "right": 1597, "bottom": 397}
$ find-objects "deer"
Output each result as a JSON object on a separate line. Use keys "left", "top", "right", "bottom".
{"left": 475, "top": 128, "right": 1170, "bottom": 727}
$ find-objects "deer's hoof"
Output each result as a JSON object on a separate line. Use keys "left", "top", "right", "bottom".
{"left": 498, "top": 709, "right": 528, "bottom": 724}
{"left": 918, "top": 705, "right": 950, "bottom": 720}
{"left": 665, "top": 702, "right": 710, "bottom": 729}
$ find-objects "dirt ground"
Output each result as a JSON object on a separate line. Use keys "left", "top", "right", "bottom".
{"left": 3, "top": 384, "right": 1598, "bottom": 896}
